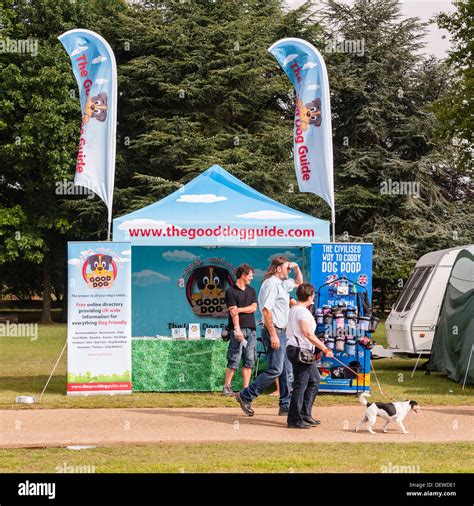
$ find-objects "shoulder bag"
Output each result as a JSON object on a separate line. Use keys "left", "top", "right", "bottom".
{"left": 294, "top": 335, "right": 317, "bottom": 364}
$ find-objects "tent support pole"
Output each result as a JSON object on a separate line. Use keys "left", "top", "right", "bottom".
{"left": 331, "top": 219, "right": 335, "bottom": 243}
{"left": 462, "top": 344, "right": 474, "bottom": 390}
{"left": 107, "top": 220, "right": 111, "bottom": 242}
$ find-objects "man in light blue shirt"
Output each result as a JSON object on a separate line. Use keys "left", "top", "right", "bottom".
{"left": 236, "top": 255, "right": 303, "bottom": 416}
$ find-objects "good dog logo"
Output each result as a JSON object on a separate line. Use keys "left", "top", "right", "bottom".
{"left": 297, "top": 97, "right": 322, "bottom": 130}
{"left": 82, "top": 254, "right": 117, "bottom": 288}
{"left": 83, "top": 92, "right": 108, "bottom": 124}
{"left": 186, "top": 265, "right": 233, "bottom": 317}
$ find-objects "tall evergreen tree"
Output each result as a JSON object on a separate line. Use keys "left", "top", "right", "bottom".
{"left": 1, "top": 0, "right": 470, "bottom": 314}
{"left": 432, "top": 0, "right": 473, "bottom": 178}
{"left": 321, "top": 0, "right": 473, "bottom": 307}
{"left": 111, "top": 0, "right": 328, "bottom": 215}
{"left": 0, "top": 0, "right": 124, "bottom": 320}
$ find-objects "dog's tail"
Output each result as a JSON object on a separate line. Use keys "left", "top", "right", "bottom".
{"left": 358, "top": 392, "right": 371, "bottom": 406}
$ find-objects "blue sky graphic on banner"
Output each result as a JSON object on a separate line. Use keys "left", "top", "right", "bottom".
{"left": 59, "top": 29, "right": 117, "bottom": 222}
{"left": 268, "top": 38, "right": 335, "bottom": 223}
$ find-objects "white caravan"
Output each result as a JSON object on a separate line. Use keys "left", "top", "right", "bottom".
{"left": 372, "top": 246, "right": 467, "bottom": 359}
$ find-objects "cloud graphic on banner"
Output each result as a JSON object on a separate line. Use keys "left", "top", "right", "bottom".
{"left": 307, "top": 84, "right": 320, "bottom": 90}
{"left": 252, "top": 268, "right": 266, "bottom": 279}
{"left": 92, "top": 55, "right": 107, "bottom": 64}
{"left": 132, "top": 270, "right": 170, "bottom": 287}
{"left": 302, "top": 62, "right": 318, "bottom": 70}
{"left": 70, "top": 45, "right": 88, "bottom": 56}
{"left": 68, "top": 258, "right": 81, "bottom": 266}
{"left": 116, "top": 257, "right": 130, "bottom": 263}
{"left": 118, "top": 219, "right": 181, "bottom": 231}
{"left": 163, "top": 250, "right": 198, "bottom": 262}
{"left": 237, "top": 210, "right": 302, "bottom": 220}
{"left": 121, "top": 250, "right": 131, "bottom": 256}
{"left": 95, "top": 78, "right": 108, "bottom": 84}
{"left": 283, "top": 53, "right": 298, "bottom": 66}
{"left": 268, "top": 251, "right": 299, "bottom": 262}
{"left": 176, "top": 194, "right": 227, "bottom": 204}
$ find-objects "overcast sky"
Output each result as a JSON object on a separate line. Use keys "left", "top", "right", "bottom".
{"left": 285, "top": 0, "right": 456, "bottom": 59}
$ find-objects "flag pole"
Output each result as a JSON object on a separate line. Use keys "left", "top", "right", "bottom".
{"left": 331, "top": 204, "right": 336, "bottom": 243}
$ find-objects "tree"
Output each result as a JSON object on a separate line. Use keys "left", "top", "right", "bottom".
{"left": 321, "top": 0, "right": 473, "bottom": 308}
{"left": 106, "top": 0, "right": 328, "bottom": 217}
{"left": 0, "top": 0, "right": 124, "bottom": 321}
{"left": 433, "top": 0, "right": 473, "bottom": 176}
{"left": 1, "top": 0, "right": 471, "bottom": 315}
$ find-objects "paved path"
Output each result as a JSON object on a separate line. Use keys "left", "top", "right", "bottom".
{"left": 1, "top": 405, "right": 473, "bottom": 448}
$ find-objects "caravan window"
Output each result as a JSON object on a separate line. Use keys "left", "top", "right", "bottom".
{"left": 404, "top": 266, "right": 434, "bottom": 311}
{"left": 394, "top": 266, "right": 434, "bottom": 313}
{"left": 394, "top": 268, "right": 422, "bottom": 312}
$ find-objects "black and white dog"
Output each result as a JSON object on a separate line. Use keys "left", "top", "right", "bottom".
{"left": 355, "top": 393, "right": 420, "bottom": 435}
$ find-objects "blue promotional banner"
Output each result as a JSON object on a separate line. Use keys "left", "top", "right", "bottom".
{"left": 268, "top": 38, "right": 335, "bottom": 225}
{"left": 311, "top": 242, "right": 373, "bottom": 307}
{"left": 311, "top": 243, "right": 373, "bottom": 393}
{"left": 67, "top": 242, "right": 131, "bottom": 395}
{"left": 59, "top": 30, "right": 117, "bottom": 226}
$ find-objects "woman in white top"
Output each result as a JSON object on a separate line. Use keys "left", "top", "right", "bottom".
{"left": 286, "top": 283, "right": 333, "bottom": 429}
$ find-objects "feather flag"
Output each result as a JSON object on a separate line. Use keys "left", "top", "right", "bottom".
{"left": 59, "top": 29, "right": 117, "bottom": 238}
{"left": 268, "top": 38, "right": 335, "bottom": 229}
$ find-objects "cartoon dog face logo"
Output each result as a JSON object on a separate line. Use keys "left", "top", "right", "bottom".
{"left": 298, "top": 98, "right": 322, "bottom": 130}
{"left": 193, "top": 266, "right": 228, "bottom": 298}
{"left": 82, "top": 254, "right": 117, "bottom": 288}
{"left": 88, "top": 254, "right": 113, "bottom": 274}
{"left": 83, "top": 92, "right": 108, "bottom": 124}
{"left": 186, "top": 265, "right": 233, "bottom": 317}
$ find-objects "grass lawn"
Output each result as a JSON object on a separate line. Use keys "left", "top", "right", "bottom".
{"left": 1, "top": 322, "right": 472, "bottom": 475}
{"left": 0, "top": 322, "right": 472, "bottom": 409}
{"left": 1, "top": 442, "right": 473, "bottom": 473}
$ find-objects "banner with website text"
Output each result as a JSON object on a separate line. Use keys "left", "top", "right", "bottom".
{"left": 67, "top": 241, "right": 131, "bottom": 395}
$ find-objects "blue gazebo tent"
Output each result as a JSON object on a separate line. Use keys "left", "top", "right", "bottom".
{"left": 113, "top": 164, "right": 330, "bottom": 336}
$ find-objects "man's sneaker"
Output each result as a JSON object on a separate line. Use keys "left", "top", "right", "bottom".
{"left": 302, "top": 416, "right": 321, "bottom": 426}
{"left": 278, "top": 407, "right": 289, "bottom": 416}
{"left": 235, "top": 392, "right": 254, "bottom": 416}
{"left": 222, "top": 384, "right": 234, "bottom": 397}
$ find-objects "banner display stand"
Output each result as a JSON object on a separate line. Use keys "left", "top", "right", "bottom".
{"left": 311, "top": 243, "right": 373, "bottom": 393}
{"left": 67, "top": 241, "right": 132, "bottom": 395}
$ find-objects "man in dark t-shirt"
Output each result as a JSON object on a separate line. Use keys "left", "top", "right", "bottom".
{"left": 223, "top": 264, "right": 258, "bottom": 396}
